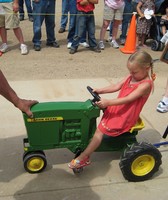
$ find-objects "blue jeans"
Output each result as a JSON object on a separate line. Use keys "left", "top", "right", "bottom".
{"left": 66, "top": 0, "right": 76, "bottom": 43}
{"left": 32, "top": 0, "right": 56, "bottom": 46}
{"left": 60, "top": 0, "right": 69, "bottom": 29}
{"left": 60, "top": 0, "right": 87, "bottom": 43}
{"left": 109, "top": 22, "right": 113, "bottom": 37}
{"left": 120, "top": 0, "right": 133, "bottom": 40}
{"left": 71, "top": 11, "right": 97, "bottom": 50}
{"left": 19, "top": 0, "right": 32, "bottom": 17}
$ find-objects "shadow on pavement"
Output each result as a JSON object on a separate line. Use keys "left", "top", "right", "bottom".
{"left": 0, "top": 135, "right": 25, "bottom": 182}
{"left": 13, "top": 151, "right": 121, "bottom": 200}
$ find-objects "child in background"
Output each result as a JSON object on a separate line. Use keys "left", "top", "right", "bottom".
{"left": 68, "top": 50, "right": 155, "bottom": 169}
{"left": 136, "top": 0, "right": 155, "bottom": 48}
{"left": 69, "top": 0, "right": 100, "bottom": 54}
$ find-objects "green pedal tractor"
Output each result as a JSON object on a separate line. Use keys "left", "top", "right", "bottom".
{"left": 22, "top": 86, "right": 163, "bottom": 182}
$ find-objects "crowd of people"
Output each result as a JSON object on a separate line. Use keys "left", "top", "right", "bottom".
{"left": 0, "top": 0, "right": 168, "bottom": 55}
{"left": 0, "top": 0, "right": 168, "bottom": 112}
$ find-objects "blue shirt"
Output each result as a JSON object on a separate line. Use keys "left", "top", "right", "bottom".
{"left": 0, "top": 0, "right": 13, "bottom": 3}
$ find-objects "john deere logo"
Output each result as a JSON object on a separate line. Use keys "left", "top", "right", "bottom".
{"left": 27, "top": 117, "right": 63, "bottom": 122}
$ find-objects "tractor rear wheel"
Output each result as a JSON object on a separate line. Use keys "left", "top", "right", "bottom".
{"left": 23, "top": 152, "right": 47, "bottom": 173}
{"left": 119, "top": 142, "right": 162, "bottom": 182}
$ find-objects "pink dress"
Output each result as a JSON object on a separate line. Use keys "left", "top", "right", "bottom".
{"left": 98, "top": 76, "right": 153, "bottom": 137}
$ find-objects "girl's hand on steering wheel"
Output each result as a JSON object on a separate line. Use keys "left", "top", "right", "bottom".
{"left": 96, "top": 99, "right": 109, "bottom": 109}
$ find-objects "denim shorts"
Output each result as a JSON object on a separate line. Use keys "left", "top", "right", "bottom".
{"left": 103, "top": 4, "right": 124, "bottom": 21}
{"left": 0, "top": 2, "right": 20, "bottom": 29}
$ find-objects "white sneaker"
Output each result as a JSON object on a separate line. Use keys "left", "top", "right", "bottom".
{"left": 157, "top": 101, "right": 168, "bottom": 113}
{"left": 111, "top": 40, "right": 119, "bottom": 49}
{"left": 20, "top": 44, "right": 28, "bottom": 55}
{"left": 98, "top": 41, "right": 105, "bottom": 50}
{"left": 79, "top": 42, "right": 89, "bottom": 48}
{"left": 0, "top": 43, "right": 8, "bottom": 53}
{"left": 67, "top": 42, "right": 72, "bottom": 49}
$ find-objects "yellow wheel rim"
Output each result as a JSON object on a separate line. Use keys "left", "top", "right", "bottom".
{"left": 131, "top": 154, "right": 155, "bottom": 176}
{"left": 27, "top": 157, "right": 44, "bottom": 172}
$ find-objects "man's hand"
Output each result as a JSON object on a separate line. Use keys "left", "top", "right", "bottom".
{"left": 16, "top": 99, "right": 38, "bottom": 118}
{"left": 13, "top": 1, "right": 19, "bottom": 13}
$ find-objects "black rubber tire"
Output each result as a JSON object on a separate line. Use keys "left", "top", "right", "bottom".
{"left": 119, "top": 142, "right": 162, "bottom": 182}
{"left": 23, "top": 152, "right": 47, "bottom": 174}
{"left": 151, "top": 40, "right": 159, "bottom": 51}
{"left": 23, "top": 150, "right": 45, "bottom": 161}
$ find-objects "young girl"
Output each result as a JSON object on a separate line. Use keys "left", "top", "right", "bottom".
{"left": 136, "top": 0, "right": 155, "bottom": 47}
{"left": 68, "top": 50, "right": 155, "bottom": 169}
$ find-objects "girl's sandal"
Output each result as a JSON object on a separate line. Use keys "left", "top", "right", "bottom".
{"left": 68, "top": 157, "right": 91, "bottom": 169}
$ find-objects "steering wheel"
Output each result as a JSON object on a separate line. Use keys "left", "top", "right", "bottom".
{"left": 87, "top": 86, "right": 101, "bottom": 104}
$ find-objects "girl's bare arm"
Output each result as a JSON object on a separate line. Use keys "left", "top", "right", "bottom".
{"left": 96, "top": 81, "right": 151, "bottom": 108}
{"left": 94, "top": 76, "right": 129, "bottom": 94}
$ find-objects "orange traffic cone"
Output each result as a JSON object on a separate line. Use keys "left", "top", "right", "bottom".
{"left": 120, "top": 13, "right": 137, "bottom": 54}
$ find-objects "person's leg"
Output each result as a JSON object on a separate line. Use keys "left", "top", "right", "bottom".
{"left": 79, "top": 30, "right": 89, "bottom": 47}
{"left": 32, "top": 0, "right": 45, "bottom": 49}
{"left": 100, "top": 19, "right": 110, "bottom": 41}
{"left": 2, "top": 2, "right": 28, "bottom": 54}
{"left": 140, "top": 34, "right": 146, "bottom": 46}
{"left": 0, "top": 27, "right": 7, "bottom": 43}
{"left": 67, "top": 0, "right": 77, "bottom": 44}
{"left": 0, "top": 5, "right": 9, "bottom": 52}
{"left": 13, "top": 27, "right": 24, "bottom": 44}
{"left": 45, "top": 0, "right": 57, "bottom": 45}
{"left": 99, "top": 4, "right": 113, "bottom": 49}
{"left": 87, "top": 12, "right": 100, "bottom": 52}
{"left": 79, "top": 9, "right": 89, "bottom": 47}
{"left": 110, "top": 19, "right": 121, "bottom": 48}
{"left": 59, "top": 0, "right": 68, "bottom": 32}
{"left": 13, "top": 26, "right": 28, "bottom": 55}
{"left": 69, "top": 128, "right": 104, "bottom": 168}
{"left": 19, "top": 0, "right": 24, "bottom": 20}
{"left": 62, "top": 0, "right": 69, "bottom": 29}
{"left": 99, "top": 19, "right": 110, "bottom": 49}
{"left": 109, "top": 21, "right": 113, "bottom": 38}
{"left": 110, "top": 4, "right": 124, "bottom": 49}
{"left": 0, "top": 27, "right": 8, "bottom": 52}
{"left": 120, "top": 1, "right": 133, "bottom": 44}
{"left": 25, "top": 0, "right": 33, "bottom": 20}
{"left": 69, "top": 11, "right": 86, "bottom": 54}
{"left": 112, "top": 19, "right": 121, "bottom": 41}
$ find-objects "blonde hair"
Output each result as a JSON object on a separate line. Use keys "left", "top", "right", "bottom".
{"left": 128, "top": 50, "right": 156, "bottom": 81}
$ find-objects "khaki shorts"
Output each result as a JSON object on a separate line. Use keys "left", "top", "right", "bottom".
{"left": 0, "top": 2, "right": 20, "bottom": 29}
{"left": 103, "top": 4, "right": 124, "bottom": 21}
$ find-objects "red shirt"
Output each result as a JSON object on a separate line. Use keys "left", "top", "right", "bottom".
{"left": 77, "top": 0, "right": 95, "bottom": 12}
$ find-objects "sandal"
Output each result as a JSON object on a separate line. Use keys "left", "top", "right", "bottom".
{"left": 68, "top": 157, "right": 91, "bottom": 169}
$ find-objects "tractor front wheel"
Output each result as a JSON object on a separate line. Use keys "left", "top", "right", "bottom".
{"left": 23, "top": 152, "right": 47, "bottom": 173}
{"left": 119, "top": 142, "right": 162, "bottom": 182}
